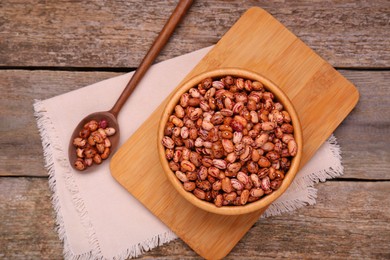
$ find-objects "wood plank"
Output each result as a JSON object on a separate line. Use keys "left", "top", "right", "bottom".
{"left": 1, "top": 178, "right": 388, "bottom": 259}
{"left": 0, "top": 178, "right": 63, "bottom": 259}
{"left": 0, "top": 69, "right": 389, "bottom": 179}
{"left": 336, "top": 70, "right": 390, "bottom": 180}
{"left": 0, "top": 0, "right": 389, "bottom": 68}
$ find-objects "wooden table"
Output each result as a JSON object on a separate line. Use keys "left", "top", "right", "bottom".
{"left": 1, "top": 1, "right": 389, "bottom": 259}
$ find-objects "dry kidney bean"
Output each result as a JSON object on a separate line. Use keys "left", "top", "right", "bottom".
{"left": 72, "top": 119, "right": 116, "bottom": 171}
{"left": 162, "top": 75, "right": 298, "bottom": 207}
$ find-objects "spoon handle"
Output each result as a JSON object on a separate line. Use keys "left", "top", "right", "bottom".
{"left": 110, "top": 0, "right": 194, "bottom": 117}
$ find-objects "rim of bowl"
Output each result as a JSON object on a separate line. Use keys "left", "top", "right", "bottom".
{"left": 158, "top": 68, "right": 303, "bottom": 215}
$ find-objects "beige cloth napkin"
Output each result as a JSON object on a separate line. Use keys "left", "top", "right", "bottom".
{"left": 34, "top": 46, "right": 343, "bottom": 259}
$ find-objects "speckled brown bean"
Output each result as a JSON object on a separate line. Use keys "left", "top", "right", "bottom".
{"left": 172, "top": 127, "right": 181, "bottom": 137}
{"left": 231, "top": 120, "right": 244, "bottom": 132}
{"left": 262, "top": 121, "right": 275, "bottom": 131}
{"left": 100, "top": 147, "right": 110, "bottom": 160}
{"left": 231, "top": 178, "right": 244, "bottom": 191}
{"left": 236, "top": 171, "right": 249, "bottom": 185}
{"left": 270, "top": 179, "right": 283, "bottom": 190}
{"left": 186, "top": 171, "right": 198, "bottom": 181}
{"left": 282, "top": 111, "right": 291, "bottom": 122}
{"left": 175, "top": 171, "right": 189, "bottom": 182}
{"left": 250, "top": 174, "right": 261, "bottom": 188}
{"left": 281, "top": 123, "right": 294, "bottom": 134}
{"left": 262, "top": 142, "right": 275, "bottom": 152}
{"left": 233, "top": 143, "right": 244, "bottom": 157}
{"left": 258, "top": 168, "right": 270, "bottom": 179}
{"left": 221, "top": 177, "right": 233, "bottom": 193}
{"left": 93, "top": 154, "right": 102, "bottom": 164}
{"left": 201, "top": 120, "right": 214, "bottom": 131}
{"left": 196, "top": 180, "right": 212, "bottom": 191}
{"left": 213, "top": 159, "right": 227, "bottom": 169}
{"left": 193, "top": 188, "right": 206, "bottom": 200}
{"left": 226, "top": 152, "right": 237, "bottom": 163}
{"left": 207, "top": 127, "right": 219, "bottom": 142}
{"left": 266, "top": 151, "right": 280, "bottom": 161}
{"left": 247, "top": 100, "right": 257, "bottom": 111}
{"left": 250, "top": 188, "right": 264, "bottom": 198}
{"left": 261, "top": 176, "right": 271, "bottom": 191}
{"left": 226, "top": 161, "right": 241, "bottom": 174}
{"left": 84, "top": 158, "right": 93, "bottom": 167}
{"left": 208, "top": 166, "right": 220, "bottom": 178}
{"left": 171, "top": 116, "right": 184, "bottom": 127}
{"left": 214, "top": 194, "right": 223, "bottom": 207}
{"left": 232, "top": 131, "right": 243, "bottom": 144}
{"left": 211, "top": 140, "right": 223, "bottom": 157}
{"left": 247, "top": 161, "right": 259, "bottom": 174}
{"left": 251, "top": 148, "right": 261, "bottom": 162}
{"left": 73, "top": 137, "right": 86, "bottom": 147}
{"left": 162, "top": 136, "right": 175, "bottom": 149}
{"left": 181, "top": 160, "right": 196, "bottom": 172}
{"left": 84, "top": 147, "right": 97, "bottom": 159}
{"left": 252, "top": 81, "right": 264, "bottom": 91}
{"left": 239, "top": 145, "right": 252, "bottom": 162}
{"left": 221, "top": 131, "right": 233, "bottom": 139}
{"left": 240, "top": 189, "right": 250, "bottom": 205}
{"left": 174, "top": 105, "right": 185, "bottom": 118}
{"left": 169, "top": 161, "right": 180, "bottom": 172}
{"left": 79, "top": 128, "right": 90, "bottom": 139}
{"left": 165, "top": 149, "right": 174, "bottom": 160}
{"left": 208, "top": 175, "right": 217, "bottom": 184}
{"left": 212, "top": 180, "right": 222, "bottom": 191}
{"left": 254, "top": 133, "right": 268, "bottom": 148}
{"left": 223, "top": 192, "right": 237, "bottom": 203}
{"left": 74, "top": 158, "right": 86, "bottom": 171}
{"left": 201, "top": 157, "right": 213, "bottom": 167}
{"left": 222, "top": 139, "right": 234, "bottom": 153}
{"left": 288, "top": 139, "right": 298, "bottom": 156}
{"left": 180, "top": 127, "right": 189, "bottom": 139}
{"left": 258, "top": 156, "right": 271, "bottom": 168}
{"left": 164, "top": 122, "right": 175, "bottom": 136}
{"left": 180, "top": 93, "right": 190, "bottom": 107}
{"left": 173, "top": 149, "right": 182, "bottom": 163}
{"left": 181, "top": 148, "right": 189, "bottom": 159}
{"left": 183, "top": 182, "right": 196, "bottom": 191}
{"left": 242, "top": 136, "right": 254, "bottom": 146}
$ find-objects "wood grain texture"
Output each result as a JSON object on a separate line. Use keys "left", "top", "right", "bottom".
{"left": 0, "top": 0, "right": 389, "bottom": 68}
{"left": 335, "top": 70, "right": 390, "bottom": 180}
{"left": 0, "top": 178, "right": 63, "bottom": 259}
{"left": 1, "top": 178, "right": 388, "bottom": 259}
{"left": 110, "top": 7, "right": 359, "bottom": 258}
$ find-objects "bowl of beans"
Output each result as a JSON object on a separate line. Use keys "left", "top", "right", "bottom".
{"left": 158, "top": 68, "right": 302, "bottom": 215}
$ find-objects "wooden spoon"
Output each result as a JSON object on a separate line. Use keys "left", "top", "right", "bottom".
{"left": 69, "top": 0, "right": 193, "bottom": 171}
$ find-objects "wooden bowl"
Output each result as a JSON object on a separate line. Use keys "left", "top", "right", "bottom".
{"left": 157, "top": 68, "right": 303, "bottom": 215}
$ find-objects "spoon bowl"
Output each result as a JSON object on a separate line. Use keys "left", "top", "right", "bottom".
{"left": 68, "top": 111, "right": 119, "bottom": 172}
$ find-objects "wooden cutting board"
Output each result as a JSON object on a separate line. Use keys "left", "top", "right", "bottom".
{"left": 110, "top": 7, "right": 359, "bottom": 259}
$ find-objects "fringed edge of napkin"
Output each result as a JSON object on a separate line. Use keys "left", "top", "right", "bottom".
{"left": 262, "top": 135, "right": 344, "bottom": 218}
{"left": 33, "top": 99, "right": 95, "bottom": 259}
{"left": 33, "top": 99, "right": 178, "bottom": 260}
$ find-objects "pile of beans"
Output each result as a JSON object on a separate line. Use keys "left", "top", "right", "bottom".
{"left": 161, "top": 75, "right": 298, "bottom": 207}
{"left": 72, "top": 119, "right": 116, "bottom": 171}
